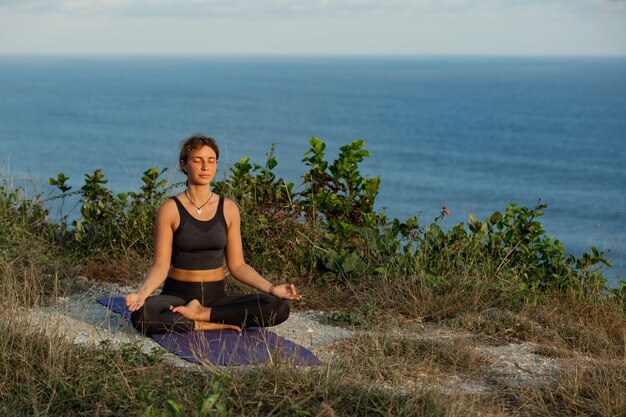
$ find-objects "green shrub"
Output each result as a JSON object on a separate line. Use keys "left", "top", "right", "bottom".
{"left": 43, "top": 137, "right": 618, "bottom": 296}
{"left": 0, "top": 174, "right": 63, "bottom": 306}
{"left": 48, "top": 167, "right": 173, "bottom": 257}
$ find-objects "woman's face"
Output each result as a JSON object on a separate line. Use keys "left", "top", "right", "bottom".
{"left": 182, "top": 145, "right": 218, "bottom": 185}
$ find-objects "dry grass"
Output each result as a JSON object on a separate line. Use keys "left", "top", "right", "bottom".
{"left": 331, "top": 330, "right": 488, "bottom": 387}
{"left": 76, "top": 249, "right": 151, "bottom": 285}
{"left": 0, "top": 316, "right": 212, "bottom": 416}
{"left": 0, "top": 308, "right": 498, "bottom": 417}
{"left": 526, "top": 295, "right": 626, "bottom": 358}
{"left": 4, "top": 255, "right": 624, "bottom": 416}
{"left": 452, "top": 294, "right": 626, "bottom": 360}
{"left": 502, "top": 360, "right": 626, "bottom": 417}
{"left": 454, "top": 308, "right": 550, "bottom": 345}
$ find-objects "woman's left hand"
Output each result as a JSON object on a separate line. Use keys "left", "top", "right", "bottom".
{"left": 270, "top": 283, "right": 302, "bottom": 300}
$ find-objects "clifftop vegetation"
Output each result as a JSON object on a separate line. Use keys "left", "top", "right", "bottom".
{"left": 1, "top": 138, "right": 624, "bottom": 416}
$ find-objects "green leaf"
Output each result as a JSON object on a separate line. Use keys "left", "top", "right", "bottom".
{"left": 310, "top": 137, "right": 325, "bottom": 154}
{"left": 165, "top": 399, "right": 183, "bottom": 417}
{"left": 49, "top": 172, "right": 71, "bottom": 192}
{"left": 489, "top": 211, "right": 503, "bottom": 225}
{"left": 199, "top": 393, "right": 221, "bottom": 416}
{"left": 341, "top": 252, "right": 361, "bottom": 273}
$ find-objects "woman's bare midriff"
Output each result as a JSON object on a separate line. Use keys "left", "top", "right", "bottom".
{"left": 168, "top": 266, "right": 225, "bottom": 282}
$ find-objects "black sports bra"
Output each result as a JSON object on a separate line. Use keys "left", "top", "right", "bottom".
{"left": 170, "top": 195, "right": 227, "bottom": 270}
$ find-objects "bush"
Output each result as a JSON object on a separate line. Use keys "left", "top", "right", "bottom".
{"left": 45, "top": 137, "right": 619, "bottom": 297}
{"left": 48, "top": 167, "right": 174, "bottom": 258}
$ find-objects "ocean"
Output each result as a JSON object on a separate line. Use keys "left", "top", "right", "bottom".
{"left": 0, "top": 55, "right": 624, "bottom": 285}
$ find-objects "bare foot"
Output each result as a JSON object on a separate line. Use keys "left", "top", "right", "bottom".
{"left": 170, "top": 300, "right": 241, "bottom": 332}
{"left": 194, "top": 321, "right": 241, "bottom": 333}
{"left": 170, "top": 299, "right": 209, "bottom": 321}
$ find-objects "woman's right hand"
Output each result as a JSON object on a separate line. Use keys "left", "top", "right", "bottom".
{"left": 125, "top": 293, "right": 146, "bottom": 312}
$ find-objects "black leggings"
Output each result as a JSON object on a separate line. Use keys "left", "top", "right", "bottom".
{"left": 130, "top": 278, "right": 290, "bottom": 335}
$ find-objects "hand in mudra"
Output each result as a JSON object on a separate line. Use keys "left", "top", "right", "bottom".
{"left": 270, "top": 283, "right": 302, "bottom": 300}
{"left": 125, "top": 293, "right": 146, "bottom": 312}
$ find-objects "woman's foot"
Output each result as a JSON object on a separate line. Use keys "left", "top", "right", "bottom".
{"left": 194, "top": 321, "right": 241, "bottom": 332}
{"left": 170, "top": 300, "right": 241, "bottom": 332}
{"left": 170, "top": 299, "right": 208, "bottom": 320}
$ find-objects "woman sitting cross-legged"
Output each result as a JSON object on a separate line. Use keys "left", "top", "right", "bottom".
{"left": 125, "top": 134, "right": 301, "bottom": 336}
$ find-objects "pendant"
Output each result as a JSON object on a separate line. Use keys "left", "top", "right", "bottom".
{"left": 196, "top": 209, "right": 202, "bottom": 214}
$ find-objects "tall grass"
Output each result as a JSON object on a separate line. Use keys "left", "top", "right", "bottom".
{"left": 0, "top": 176, "right": 64, "bottom": 307}
{"left": 504, "top": 361, "right": 626, "bottom": 416}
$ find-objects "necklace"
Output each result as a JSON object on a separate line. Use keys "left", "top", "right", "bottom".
{"left": 184, "top": 190, "right": 214, "bottom": 214}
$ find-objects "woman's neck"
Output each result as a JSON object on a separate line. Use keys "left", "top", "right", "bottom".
{"left": 184, "top": 186, "right": 215, "bottom": 214}
{"left": 185, "top": 185, "right": 212, "bottom": 200}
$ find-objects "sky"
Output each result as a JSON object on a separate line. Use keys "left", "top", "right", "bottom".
{"left": 0, "top": 0, "right": 625, "bottom": 55}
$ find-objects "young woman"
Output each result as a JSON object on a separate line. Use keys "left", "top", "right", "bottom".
{"left": 125, "top": 134, "right": 301, "bottom": 335}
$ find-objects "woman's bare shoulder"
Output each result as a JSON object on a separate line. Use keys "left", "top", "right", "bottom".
{"left": 222, "top": 196, "right": 240, "bottom": 210}
{"left": 157, "top": 197, "right": 179, "bottom": 217}
{"left": 222, "top": 197, "right": 241, "bottom": 221}
{"left": 160, "top": 196, "right": 178, "bottom": 208}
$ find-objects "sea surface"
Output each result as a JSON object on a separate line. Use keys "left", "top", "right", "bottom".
{"left": 0, "top": 55, "right": 624, "bottom": 285}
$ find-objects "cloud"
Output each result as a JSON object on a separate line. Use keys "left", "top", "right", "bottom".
{"left": 0, "top": 0, "right": 534, "bottom": 18}
{"left": 0, "top": 0, "right": 624, "bottom": 19}
{"left": 0, "top": 0, "right": 406, "bottom": 17}
{"left": 1, "top": 0, "right": 624, "bottom": 55}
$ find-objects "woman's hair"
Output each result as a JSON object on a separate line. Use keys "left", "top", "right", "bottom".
{"left": 179, "top": 133, "right": 219, "bottom": 176}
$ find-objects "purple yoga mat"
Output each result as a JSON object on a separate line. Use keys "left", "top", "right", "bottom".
{"left": 96, "top": 297, "right": 321, "bottom": 366}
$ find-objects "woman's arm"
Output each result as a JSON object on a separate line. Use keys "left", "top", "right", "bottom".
{"left": 126, "top": 199, "right": 176, "bottom": 311}
{"left": 224, "top": 199, "right": 301, "bottom": 300}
